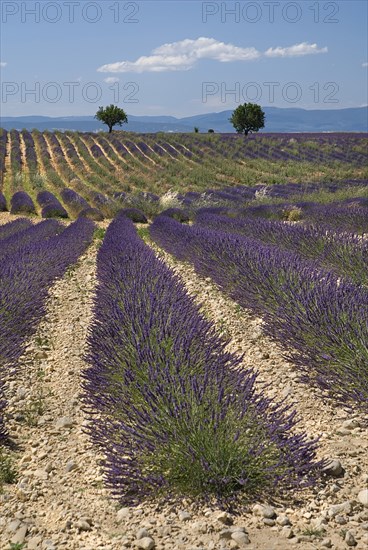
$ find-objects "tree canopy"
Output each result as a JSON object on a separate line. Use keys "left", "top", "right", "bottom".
{"left": 229, "top": 103, "right": 265, "bottom": 135}
{"left": 95, "top": 105, "right": 128, "bottom": 133}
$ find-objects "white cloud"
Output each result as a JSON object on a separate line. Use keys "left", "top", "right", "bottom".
{"left": 153, "top": 37, "right": 260, "bottom": 63}
{"left": 97, "top": 37, "right": 260, "bottom": 73}
{"left": 362, "top": 62, "right": 368, "bottom": 68}
{"left": 97, "top": 38, "right": 327, "bottom": 73}
{"left": 0, "top": 61, "right": 7, "bottom": 68}
{"left": 264, "top": 42, "right": 328, "bottom": 58}
{"left": 104, "top": 76, "right": 120, "bottom": 83}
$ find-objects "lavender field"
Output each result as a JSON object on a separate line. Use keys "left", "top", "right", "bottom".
{"left": 0, "top": 131, "right": 367, "bottom": 549}
{"left": 0, "top": 129, "right": 367, "bottom": 215}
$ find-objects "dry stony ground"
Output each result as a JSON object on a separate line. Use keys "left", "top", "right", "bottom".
{"left": 0, "top": 213, "right": 368, "bottom": 550}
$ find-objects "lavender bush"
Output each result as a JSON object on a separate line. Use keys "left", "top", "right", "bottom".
{"left": 60, "top": 188, "right": 90, "bottom": 217}
{"left": 10, "top": 191, "right": 37, "bottom": 215}
{"left": 119, "top": 207, "right": 148, "bottom": 223}
{"left": 91, "top": 193, "right": 119, "bottom": 218}
{"left": 82, "top": 214, "right": 321, "bottom": 507}
{"left": 122, "top": 192, "right": 161, "bottom": 219}
{"left": 37, "top": 190, "right": 68, "bottom": 219}
{"left": 78, "top": 207, "right": 104, "bottom": 221}
{"left": 150, "top": 216, "right": 368, "bottom": 411}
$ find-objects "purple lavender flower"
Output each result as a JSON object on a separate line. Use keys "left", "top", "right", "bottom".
{"left": 60, "top": 188, "right": 90, "bottom": 217}
{"left": 37, "top": 191, "right": 68, "bottom": 219}
{"left": 10, "top": 191, "right": 36, "bottom": 215}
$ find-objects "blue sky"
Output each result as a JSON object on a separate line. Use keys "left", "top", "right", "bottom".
{"left": 1, "top": 0, "right": 367, "bottom": 116}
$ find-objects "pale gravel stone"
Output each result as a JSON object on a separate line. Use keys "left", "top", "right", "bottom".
{"left": 342, "top": 419, "right": 360, "bottom": 430}
{"left": 191, "top": 521, "right": 207, "bottom": 534}
{"left": 27, "top": 535, "right": 43, "bottom": 549}
{"left": 44, "top": 462, "right": 53, "bottom": 473}
{"left": 252, "top": 505, "right": 277, "bottom": 519}
{"left": 55, "top": 416, "right": 74, "bottom": 429}
{"left": 11, "top": 524, "right": 28, "bottom": 544}
{"left": 135, "top": 536, "right": 155, "bottom": 549}
{"left": 177, "top": 511, "right": 192, "bottom": 521}
{"left": 231, "top": 530, "right": 251, "bottom": 546}
{"left": 116, "top": 508, "right": 131, "bottom": 523}
{"left": 358, "top": 489, "right": 368, "bottom": 507}
{"left": 281, "top": 527, "right": 295, "bottom": 539}
{"left": 345, "top": 530, "right": 357, "bottom": 546}
{"left": 6, "top": 519, "right": 21, "bottom": 532}
{"left": 136, "top": 528, "right": 151, "bottom": 540}
{"left": 216, "top": 511, "right": 233, "bottom": 525}
{"left": 276, "top": 515, "right": 291, "bottom": 526}
{"left": 65, "top": 460, "right": 77, "bottom": 472}
{"left": 322, "top": 459, "right": 345, "bottom": 478}
{"left": 34, "top": 469, "right": 49, "bottom": 480}
{"left": 219, "top": 529, "right": 234, "bottom": 540}
{"left": 329, "top": 500, "right": 354, "bottom": 518}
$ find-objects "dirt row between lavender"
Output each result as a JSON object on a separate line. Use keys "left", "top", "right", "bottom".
{"left": 0, "top": 216, "right": 367, "bottom": 550}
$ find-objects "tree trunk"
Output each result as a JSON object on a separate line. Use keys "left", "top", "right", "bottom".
{"left": 108, "top": 125, "right": 113, "bottom": 133}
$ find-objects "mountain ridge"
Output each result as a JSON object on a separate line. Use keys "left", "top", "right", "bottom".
{"left": 1, "top": 106, "right": 367, "bottom": 133}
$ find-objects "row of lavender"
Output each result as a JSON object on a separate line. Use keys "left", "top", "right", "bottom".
{"left": 1, "top": 179, "right": 367, "bottom": 232}
{"left": 83, "top": 213, "right": 321, "bottom": 506}
{"left": 173, "top": 133, "right": 367, "bottom": 165}
{"left": 0, "top": 187, "right": 164, "bottom": 222}
{"left": 0, "top": 217, "right": 95, "bottom": 446}
{"left": 178, "top": 182, "right": 368, "bottom": 235}
{"left": 0, "top": 190, "right": 68, "bottom": 218}
{"left": 196, "top": 212, "right": 368, "bottom": 286}
{"left": 182, "top": 179, "right": 367, "bottom": 202}
{"left": 0, "top": 189, "right": 103, "bottom": 220}
{"left": 0, "top": 188, "right": 151, "bottom": 221}
{"left": 236, "top": 200, "right": 368, "bottom": 235}
{"left": 150, "top": 216, "right": 368, "bottom": 412}
{"left": 60, "top": 178, "right": 367, "bottom": 232}
{"left": 2, "top": 129, "right": 367, "bottom": 168}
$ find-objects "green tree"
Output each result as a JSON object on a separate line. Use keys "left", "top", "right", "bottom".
{"left": 229, "top": 103, "right": 265, "bottom": 135}
{"left": 194, "top": 127, "right": 199, "bottom": 133}
{"left": 95, "top": 105, "right": 128, "bottom": 133}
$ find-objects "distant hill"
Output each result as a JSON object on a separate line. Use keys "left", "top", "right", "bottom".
{"left": 1, "top": 107, "right": 367, "bottom": 133}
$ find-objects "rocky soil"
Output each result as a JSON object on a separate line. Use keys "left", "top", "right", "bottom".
{"left": 0, "top": 214, "right": 367, "bottom": 550}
